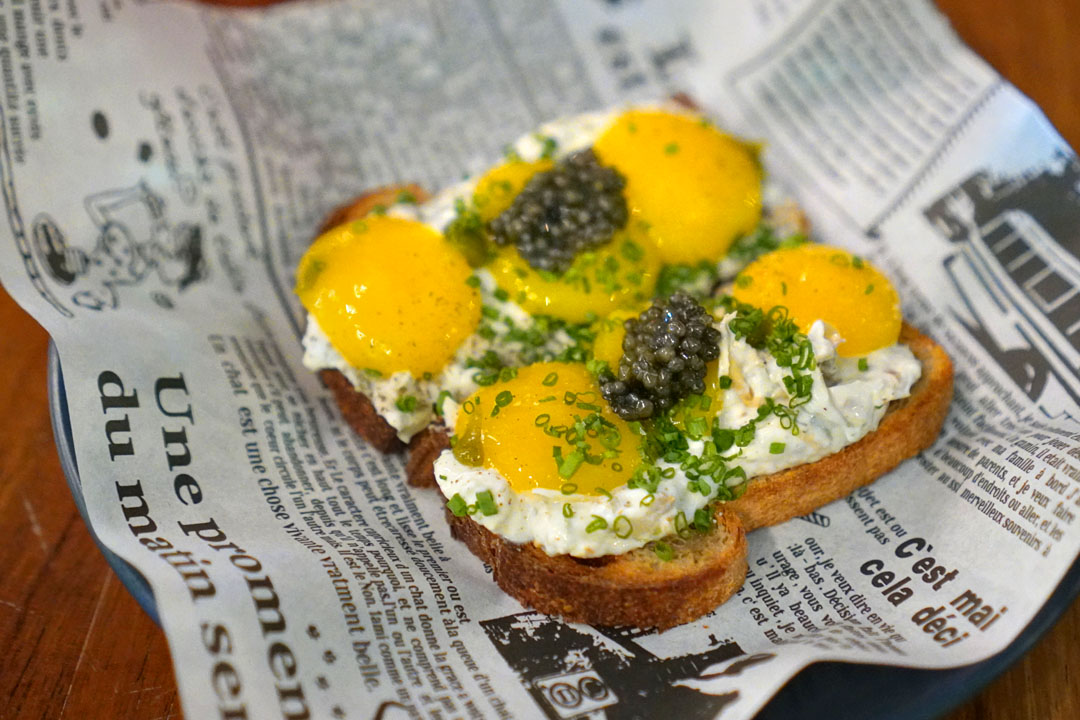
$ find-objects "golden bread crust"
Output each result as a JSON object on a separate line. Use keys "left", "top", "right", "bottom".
{"left": 317, "top": 184, "right": 429, "bottom": 235}
{"left": 447, "top": 506, "right": 747, "bottom": 629}
{"left": 725, "top": 323, "right": 954, "bottom": 530}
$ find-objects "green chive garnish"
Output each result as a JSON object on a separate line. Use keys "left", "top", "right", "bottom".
{"left": 447, "top": 494, "right": 468, "bottom": 517}
{"left": 475, "top": 490, "right": 498, "bottom": 516}
{"left": 769, "top": 442, "right": 786, "bottom": 454}
{"left": 585, "top": 515, "right": 608, "bottom": 533}
{"left": 654, "top": 541, "right": 673, "bottom": 562}
{"left": 613, "top": 516, "right": 633, "bottom": 539}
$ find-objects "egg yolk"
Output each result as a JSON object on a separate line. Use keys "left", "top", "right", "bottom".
{"left": 472, "top": 159, "right": 552, "bottom": 222}
{"left": 590, "top": 309, "right": 638, "bottom": 370}
{"left": 593, "top": 109, "right": 763, "bottom": 265}
{"left": 730, "top": 244, "right": 902, "bottom": 357}
{"left": 295, "top": 216, "right": 481, "bottom": 377}
{"left": 488, "top": 223, "right": 661, "bottom": 324}
{"left": 453, "top": 363, "right": 641, "bottom": 495}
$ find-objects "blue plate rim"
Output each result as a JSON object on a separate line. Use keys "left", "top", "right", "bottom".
{"left": 46, "top": 341, "right": 1080, "bottom": 719}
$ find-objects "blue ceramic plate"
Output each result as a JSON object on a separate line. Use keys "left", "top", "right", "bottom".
{"left": 47, "top": 343, "right": 1080, "bottom": 718}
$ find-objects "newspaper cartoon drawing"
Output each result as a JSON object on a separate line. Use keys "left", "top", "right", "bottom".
{"left": 481, "top": 611, "right": 777, "bottom": 719}
{"left": 924, "top": 152, "right": 1080, "bottom": 420}
{"left": 32, "top": 181, "right": 207, "bottom": 311}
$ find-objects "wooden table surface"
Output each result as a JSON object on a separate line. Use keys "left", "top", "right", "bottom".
{"left": 2, "top": 1, "right": 1080, "bottom": 718}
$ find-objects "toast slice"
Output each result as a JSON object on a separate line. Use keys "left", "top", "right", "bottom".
{"left": 448, "top": 503, "right": 747, "bottom": 630}
{"left": 307, "top": 188, "right": 952, "bottom": 629}
{"left": 319, "top": 323, "right": 949, "bottom": 627}
{"left": 725, "top": 323, "right": 953, "bottom": 530}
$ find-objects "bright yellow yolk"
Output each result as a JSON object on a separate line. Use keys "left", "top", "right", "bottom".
{"left": 731, "top": 244, "right": 902, "bottom": 357}
{"left": 593, "top": 109, "right": 763, "bottom": 265}
{"left": 295, "top": 216, "right": 481, "bottom": 377}
{"left": 590, "top": 310, "right": 637, "bottom": 370}
{"left": 453, "top": 363, "right": 640, "bottom": 495}
{"left": 489, "top": 223, "right": 661, "bottom": 323}
{"left": 473, "top": 159, "right": 552, "bottom": 222}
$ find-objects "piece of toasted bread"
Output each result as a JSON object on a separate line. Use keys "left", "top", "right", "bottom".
{"left": 320, "top": 323, "right": 949, "bottom": 627}
{"left": 309, "top": 185, "right": 951, "bottom": 629}
{"left": 725, "top": 323, "right": 953, "bottom": 531}
{"left": 448, "top": 504, "right": 747, "bottom": 629}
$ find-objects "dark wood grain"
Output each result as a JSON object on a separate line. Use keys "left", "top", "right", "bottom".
{"left": 1, "top": 2, "right": 1079, "bottom": 718}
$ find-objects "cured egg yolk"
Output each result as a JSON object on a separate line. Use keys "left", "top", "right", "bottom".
{"left": 593, "top": 109, "right": 762, "bottom": 265}
{"left": 453, "top": 363, "right": 641, "bottom": 495}
{"left": 731, "top": 244, "right": 902, "bottom": 357}
{"left": 295, "top": 216, "right": 481, "bottom": 377}
{"left": 590, "top": 309, "right": 638, "bottom": 370}
{"left": 488, "top": 223, "right": 661, "bottom": 324}
{"left": 472, "top": 159, "right": 552, "bottom": 222}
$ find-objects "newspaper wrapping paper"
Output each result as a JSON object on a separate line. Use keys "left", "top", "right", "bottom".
{"left": 2, "top": 0, "right": 1080, "bottom": 717}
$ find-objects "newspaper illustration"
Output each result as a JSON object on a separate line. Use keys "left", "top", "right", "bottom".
{"left": 1, "top": 0, "right": 1079, "bottom": 718}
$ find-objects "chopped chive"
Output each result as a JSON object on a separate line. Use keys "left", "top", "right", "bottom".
{"left": 481, "top": 306, "right": 500, "bottom": 320}
{"left": 535, "top": 413, "right": 551, "bottom": 426}
{"left": 495, "top": 390, "right": 514, "bottom": 407}
{"left": 674, "top": 511, "right": 690, "bottom": 538}
{"left": 865, "top": 283, "right": 874, "bottom": 295}
{"left": 538, "top": 396, "right": 556, "bottom": 403}
{"left": 465, "top": 275, "right": 481, "bottom": 288}
{"left": 595, "top": 487, "right": 613, "bottom": 499}
{"left": 736, "top": 274, "right": 752, "bottom": 288}
{"left": 718, "top": 375, "right": 733, "bottom": 390}
{"left": 718, "top": 427, "right": 739, "bottom": 455}
{"left": 363, "top": 368, "right": 383, "bottom": 378}
{"left": 852, "top": 256, "right": 865, "bottom": 269}
{"left": 687, "top": 417, "right": 709, "bottom": 439}
{"left": 858, "top": 358, "right": 869, "bottom": 371}
{"left": 693, "top": 507, "right": 712, "bottom": 531}
{"left": 562, "top": 503, "right": 574, "bottom": 518}
{"left": 654, "top": 541, "right": 673, "bottom": 562}
{"left": 640, "top": 493, "right": 655, "bottom": 506}
{"left": 664, "top": 142, "right": 679, "bottom": 154}
{"left": 542, "top": 372, "right": 559, "bottom": 386}
{"left": 558, "top": 449, "right": 585, "bottom": 479}
{"left": 395, "top": 395, "right": 418, "bottom": 413}
{"left": 475, "top": 490, "right": 498, "bottom": 516}
{"left": 446, "top": 494, "right": 468, "bottom": 517}
{"left": 769, "top": 442, "right": 786, "bottom": 454}
{"left": 434, "top": 390, "right": 452, "bottom": 416}
{"left": 613, "top": 516, "right": 633, "bottom": 539}
{"left": 560, "top": 482, "right": 578, "bottom": 495}
{"left": 493, "top": 287, "right": 510, "bottom": 302}
{"left": 585, "top": 515, "right": 608, "bottom": 533}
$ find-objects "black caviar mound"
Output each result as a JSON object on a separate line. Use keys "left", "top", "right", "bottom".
{"left": 487, "top": 149, "right": 628, "bottom": 273}
{"left": 600, "top": 293, "right": 722, "bottom": 421}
